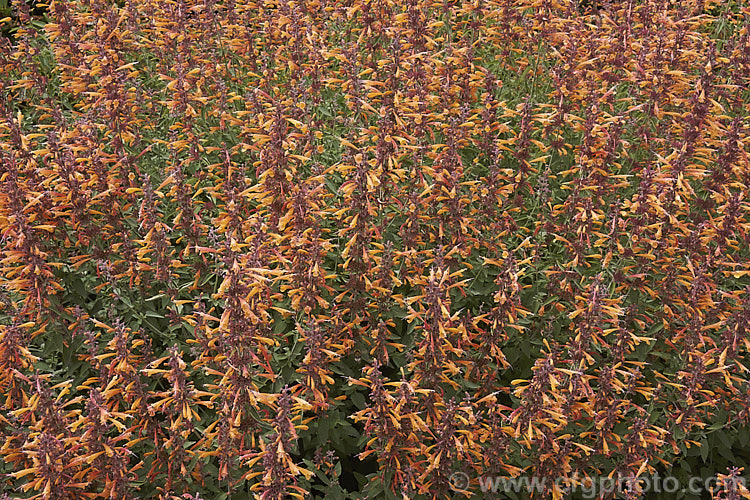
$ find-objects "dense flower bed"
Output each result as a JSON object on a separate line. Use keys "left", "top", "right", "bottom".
{"left": 1, "top": 0, "right": 750, "bottom": 498}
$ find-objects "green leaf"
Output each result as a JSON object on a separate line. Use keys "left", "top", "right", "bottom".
{"left": 738, "top": 430, "right": 748, "bottom": 448}
{"left": 350, "top": 392, "right": 366, "bottom": 409}
{"left": 318, "top": 417, "right": 330, "bottom": 444}
{"left": 700, "top": 438, "right": 709, "bottom": 462}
